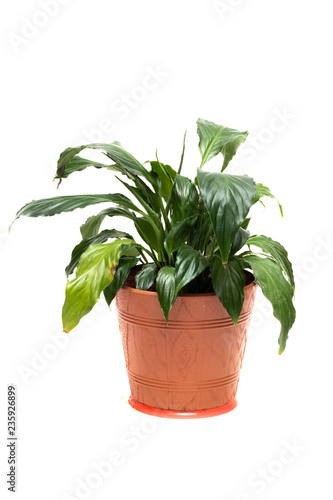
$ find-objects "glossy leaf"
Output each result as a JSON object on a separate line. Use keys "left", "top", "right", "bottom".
{"left": 156, "top": 266, "right": 176, "bottom": 322}
{"left": 254, "top": 183, "right": 283, "bottom": 217}
{"left": 134, "top": 217, "right": 160, "bottom": 251}
{"left": 80, "top": 206, "right": 137, "bottom": 239}
{"left": 103, "top": 256, "right": 138, "bottom": 306}
{"left": 247, "top": 235, "right": 295, "bottom": 291}
{"left": 66, "top": 229, "right": 133, "bottom": 277}
{"left": 175, "top": 245, "right": 209, "bottom": 294}
{"left": 150, "top": 161, "right": 174, "bottom": 201}
{"left": 62, "top": 239, "right": 133, "bottom": 332}
{"left": 164, "top": 163, "right": 177, "bottom": 181}
{"left": 80, "top": 213, "right": 106, "bottom": 240}
{"left": 197, "top": 118, "right": 248, "bottom": 170}
{"left": 169, "top": 174, "right": 199, "bottom": 223}
{"left": 242, "top": 217, "right": 251, "bottom": 230}
{"left": 116, "top": 177, "right": 163, "bottom": 236}
{"left": 230, "top": 227, "right": 250, "bottom": 255}
{"left": 197, "top": 169, "right": 256, "bottom": 264}
{"left": 210, "top": 255, "right": 245, "bottom": 324}
{"left": 133, "top": 176, "right": 161, "bottom": 213}
{"left": 57, "top": 142, "right": 151, "bottom": 182}
{"left": 164, "top": 216, "right": 197, "bottom": 254}
{"left": 12, "top": 193, "right": 143, "bottom": 223}
{"left": 243, "top": 255, "right": 296, "bottom": 354}
{"left": 54, "top": 156, "right": 113, "bottom": 179}
{"left": 135, "top": 263, "right": 157, "bottom": 290}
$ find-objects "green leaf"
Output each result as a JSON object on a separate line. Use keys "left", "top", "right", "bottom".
{"left": 103, "top": 256, "right": 138, "bottom": 306}
{"left": 134, "top": 217, "right": 160, "bottom": 251}
{"left": 62, "top": 239, "right": 133, "bottom": 332}
{"left": 80, "top": 213, "right": 105, "bottom": 240}
{"left": 65, "top": 229, "right": 133, "bottom": 277}
{"left": 164, "top": 216, "right": 197, "bottom": 255}
{"left": 231, "top": 227, "right": 250, "bottom": 255}
{"left": 197, "top": 118, "right": 248, "bottom": 170}
{"left": 210, "top": 255, "right": 245, "bottom": 324}
{"left": 80, "top": 206, "right": 137, "bottom": 239}
{"left": 169, "top": 174, "right": 199, "bottom": 223}
{"left": 197, "top": 169, "right": 256, "bottom": 264}
{"left": 57, "top": 142, "right": 152, "bottom": 183}
{"left": 54, "top": 156, "right": 113, "bottom": 179}
{"left": 135, "top": 263, "right": 157, "bottom": 290}
{"left": 164, "top": 163, "right": 177, "bottom": 181}
{"left": 150, "top": 161, "right": 174, "bottom": 201}
{"left": 121, "top": 245, "right": 141, "bottom": 258}
{"left": 254, "top": 183, "right": 283, "bottom": 217}
{"left": 156, "top": 266, "right": 176, "bottom": 322}
{"left": 241, "top": 217, "right": 251, "bottom": 230}
{"left": 116, "top": 177, "right": 164, "bottom": 236}
{"left": 12, "top": 193, "right": 143, "bottom": 223}
{"left": 247, "top": 235, "right": 295, "bottom": 291}
{"left": 242, "top": 255, "right": 296, "bottom": 354}
{"left": 133, "top": 176, "right": 161, "bottom": 213}
{"left": 175, "top": 245, "right": 209, "bottom": 295}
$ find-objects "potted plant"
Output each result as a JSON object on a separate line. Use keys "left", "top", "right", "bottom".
{"left": 12, "top": 118, "right": 296, "bottom": 418}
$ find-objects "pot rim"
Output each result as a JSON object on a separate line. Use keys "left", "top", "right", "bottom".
{"left": 122, "top": 276, "right": 257, "bottom": 297}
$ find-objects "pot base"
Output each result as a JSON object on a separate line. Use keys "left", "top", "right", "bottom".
{"left": 128, "top": 396, "right": 238, "bottom": 419}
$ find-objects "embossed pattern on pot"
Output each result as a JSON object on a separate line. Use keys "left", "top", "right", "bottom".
{"left": 116, "top": 278, "right": 257, "bottom": 415}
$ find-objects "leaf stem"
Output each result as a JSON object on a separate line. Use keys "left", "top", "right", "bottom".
{"left": 177, "top": 130, "right": 187, "bottom": 175}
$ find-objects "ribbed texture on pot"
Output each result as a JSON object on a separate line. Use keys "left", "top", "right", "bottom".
{"left": 115, "top": 281, "right": 257, "bottom": 412}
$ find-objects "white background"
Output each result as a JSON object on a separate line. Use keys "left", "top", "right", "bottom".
{"left": 1, "top": 1, "right": 332, "bottom": 499}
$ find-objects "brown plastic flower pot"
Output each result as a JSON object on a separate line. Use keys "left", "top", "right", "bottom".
{"left": 115, "top": 268, "right": 257, "bottom": 419}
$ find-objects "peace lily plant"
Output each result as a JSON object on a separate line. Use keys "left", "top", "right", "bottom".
{"left": 12, "top": 118, "right": 296, "bottom": 354}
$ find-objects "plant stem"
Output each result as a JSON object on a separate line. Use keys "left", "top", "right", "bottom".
{"left": 161, "top": 203, "right": 171, "bottom": 232}
{"left": 140, "top": 251, "right": 149, "bottom": 264}
{"left": 177, "top": 130, "right": 187, "bottom": 175}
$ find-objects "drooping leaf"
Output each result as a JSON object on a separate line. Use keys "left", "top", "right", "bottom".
{"left": 135, "top": 263, "right": 157, "bottom": 290}
{"left": 164, "top": 216, "right": 198, "bottom": 255}
{"left": 210, "top": 255, "right": 245, "bottom": 324}
{"left": 197, "top": 169, "right": 256, "bottom": 264}
{"left": 254, "top": 183, "right": 283, "bottom": 217}
{"left": 197, "top": 118, "right": 248, "bottom": 170}
{"left": 103, "top": 256, "right": 138, "bottom": 306}
{"left": 247, "top": 235, "right": 295, "bottom": 291}
{"left": 242, "top": 255, "right": 296, "bottom": 354}
{"left": 169, "top": 174, "right": 199, "bottom": 223}
{"left": 62, "top": 239, "right": 133, "bottom": 332}
{"left": 57, "top": 142, "right": 152, "bottom": 183}
{"left": 230, "top": 227, "right": 250, "bottom": 255}
{"left": 79, "top": 203, "right": 161, "bottom": 257}
{"left": 80, "top": 206, "right": 137, "bottom": 239}
{"left": 54, "top": 156, "right": 113, "bottom": 179}
{"left": 80, "top": 213, "right": 105, "bottom": 240}
{"left": 65, "top": 229, "right": 133, "bottom": 277}
{"left": 156, "top": 266, "right": 176, "bottom": 322}
{"left": 12, "top": 193, "right": 143, "bottom": 223}
{"left": 175, "top": 245, "right": 209, "bottom": 294}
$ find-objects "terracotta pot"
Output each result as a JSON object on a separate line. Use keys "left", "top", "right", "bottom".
{"left": 115, "top": 268, "right": 257, "bottom": 419}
